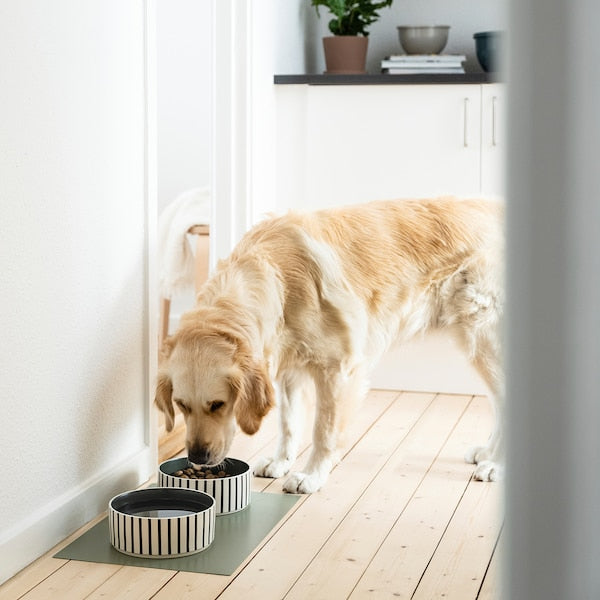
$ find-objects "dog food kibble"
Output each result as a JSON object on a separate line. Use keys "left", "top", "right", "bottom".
{"left": 172, "top": 466, "right": 229, "bottom": 479}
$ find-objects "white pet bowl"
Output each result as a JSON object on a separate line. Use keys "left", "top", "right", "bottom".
{"left": 159, "top": 457, "right": 251, "bottom": 515}
{"left": 109, "top": 487, "right": 215, "bottom": 558}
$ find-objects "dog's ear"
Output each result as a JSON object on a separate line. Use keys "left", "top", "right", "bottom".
{"left": 230, "top": 361, "right": 275, "bottom": 435}
{"left": 155, "top": 372, "right": 175, "bottom": 432}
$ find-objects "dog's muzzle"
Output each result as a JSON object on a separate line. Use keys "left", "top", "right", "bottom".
{"left": 188, "top": 445, "right": 215, "bottom": 467}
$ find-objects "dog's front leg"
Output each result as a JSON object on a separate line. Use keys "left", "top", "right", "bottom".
{"left": 253, "top": 373, "right": 307, "bottom": 479}
{"left": 283, "top": 368, "right": 353, "bottom": 494}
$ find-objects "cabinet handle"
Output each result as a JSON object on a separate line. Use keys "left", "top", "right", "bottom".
{"left": 463, "top": 97, "right": 469, "bottom": 147}
{"left": 492, "top": 96, "right": 498, "bottom": 146}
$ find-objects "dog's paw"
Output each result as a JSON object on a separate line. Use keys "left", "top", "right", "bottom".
{"left": 282, "top": 471, "right": 323, "bottom": 494}
{"left": 253, "top": 456, "right": 292, "bottom": 479}
{"left": 473, "top": 460, "right": 504, "bottom": 482}
{"left": 465, "top": 446, "right": 503, "bottom": 481}
{"left": 464, "top": 445, "right": 493, "bottom": 465}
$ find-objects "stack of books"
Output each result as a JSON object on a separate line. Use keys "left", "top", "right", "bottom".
{"left": 381, "top": 54, "right": 466, "bottom": 75}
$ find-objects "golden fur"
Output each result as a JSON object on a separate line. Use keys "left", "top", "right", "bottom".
{"left": 155, "top": 198, "right": 504, "bottom": 493}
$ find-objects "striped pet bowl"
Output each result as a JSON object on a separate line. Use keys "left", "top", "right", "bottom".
{"left": 109, "top": 487, "right": 215, "bottom": 558}
{"left": 159, "top": 457, "right": 251, "bottom": 515}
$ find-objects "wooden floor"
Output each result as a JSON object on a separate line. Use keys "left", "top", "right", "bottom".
{"left": 0, "top": 390, "right": 503, "bottom": 600}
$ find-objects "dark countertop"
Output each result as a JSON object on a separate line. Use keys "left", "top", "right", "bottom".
{"left": 274, "top": 73, "right": 498, "bottom": 85}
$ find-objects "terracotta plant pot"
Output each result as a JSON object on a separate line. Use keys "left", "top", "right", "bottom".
{"left": 322, "top": 36, "right": 368, "bottom": 74}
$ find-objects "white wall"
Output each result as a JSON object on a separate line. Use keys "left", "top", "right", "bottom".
{"left": 156, "top": 0, "right": 212, "bottom": 330}
{"left": 157, "top": 0, "right": 212, "bottom": 214}
{"left": 243, "top": 0, "right": 320, "bottom": 225}
{"left": 0, "top": 1, "right": 154, "bottom": 584}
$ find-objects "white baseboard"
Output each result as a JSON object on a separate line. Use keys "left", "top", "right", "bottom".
{"left": 0, "top": 446, "right": 155, "bottom": 586}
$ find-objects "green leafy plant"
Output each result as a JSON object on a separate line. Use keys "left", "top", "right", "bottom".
{"left": 311, "top": 0, "right": 394, "bottom": 37}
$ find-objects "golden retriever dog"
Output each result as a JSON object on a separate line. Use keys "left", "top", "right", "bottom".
{"left": 155, "top": 198, "right": 504, "bottom": 493}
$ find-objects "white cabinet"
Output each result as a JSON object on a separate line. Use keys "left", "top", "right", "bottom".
{"left": 306, "top": 84, "right": 482, "bottom": 206}
{"left": 275, "top": 83, "right": 505, "bottom": 213}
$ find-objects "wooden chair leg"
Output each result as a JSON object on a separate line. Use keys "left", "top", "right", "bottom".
{"left": 158, "top": 225, "right": 208, "bottom": 356}
{"left": 194, "top": 230, "right": 210, "bottom": 293}
{"left": 159, "top": 297, "right": 171, "bottom": 351}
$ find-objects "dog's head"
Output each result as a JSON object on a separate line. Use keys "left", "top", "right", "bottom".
{"left": 155, "top": 325, "right": 275, "bottom": 466}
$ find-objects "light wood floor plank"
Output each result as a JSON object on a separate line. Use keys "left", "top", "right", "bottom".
{"left": 348, "top": 395, "right": 495, "bottom": 599}
{"left": 83, "top": 566, "right": 176, "bottom": 600}
{"left": 410, "top": 478, "right": 502, "bottom": 599}
{"left": 0, "top": 558, "right": 68, "bottom": 600}
{"left": 0, "top": 511, "right": 109, "bottom": 600}
{"left": 17, "top": 561, "right": 121, "bottom": 600}
{"left": 214, "top": 392, "right": 435, "bottom": 600}
{"left": 477, "top": 529, "right": 503, "bottom": 600}
{"left": 283, "top": 393, "right": 472, "bottom": 600}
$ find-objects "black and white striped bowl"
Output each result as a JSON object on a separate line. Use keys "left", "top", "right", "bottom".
{"left": 159, "top": 457, "right": 251, "bottom": 515}
{"left": 108, "top": 487, "right": 215, "bottom": 558}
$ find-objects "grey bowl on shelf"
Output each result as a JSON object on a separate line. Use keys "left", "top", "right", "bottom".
{"left": 397, "top": 25, "right": 450, "bottom": 55}
{"left": 474, "top": 31, "right": 503, "bottom": 72}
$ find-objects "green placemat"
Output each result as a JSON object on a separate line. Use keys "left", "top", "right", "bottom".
{"left": 54, "top": 492, "right": 300, "bottom": 576}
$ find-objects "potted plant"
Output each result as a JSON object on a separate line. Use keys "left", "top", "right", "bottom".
{"left": 311, "top": 0, "right": 394, "bottom": 74}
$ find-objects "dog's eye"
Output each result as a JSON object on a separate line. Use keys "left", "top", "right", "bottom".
{"left": 174, "top": 400, "right": 189, "bottom": 415}
{"left": 210, "top": 401, "right": 224, "bottom": 413}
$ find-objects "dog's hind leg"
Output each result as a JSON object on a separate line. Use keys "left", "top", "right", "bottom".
{"left": 445, "top": 261, "right": 505, "bottom": 482}
{"left": 253, "top": 371, "right": 310, "bottom": 479}
{"left": 283, "top": 364, "right": 369, "bottom": 494}
{"left": 460, "top": 325, "right": 505, "bottom": 482}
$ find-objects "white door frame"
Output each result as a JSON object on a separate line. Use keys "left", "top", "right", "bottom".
{"left": 145, "top": 0, "right": 158, "bottom": 460}
{"left": 210, "top": 0, "right": 253, "bottom": 266}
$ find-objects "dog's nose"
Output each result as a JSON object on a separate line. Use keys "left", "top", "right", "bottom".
{"left": 188, "top": 446, "right": 211, "bottom": 466}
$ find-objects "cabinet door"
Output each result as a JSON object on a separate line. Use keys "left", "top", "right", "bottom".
{"left": 481, "top": 83, "right": 506, "bottom": 197}
{"left": 298, "top": 84, "right": 482, "bottom": 210}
